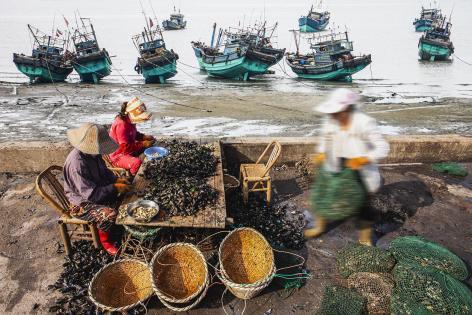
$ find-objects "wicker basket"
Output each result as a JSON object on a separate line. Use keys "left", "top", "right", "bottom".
{"left": 151, "top": 243, "right": 208, "bottom": 306}
{"left": 218, "top": 227, "right": 275, "bottom": 299}
{"left": 88, "top": 259, "right": 153, "bottom": 312}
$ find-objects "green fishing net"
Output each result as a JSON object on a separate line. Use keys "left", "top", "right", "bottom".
{"left": 389, "top": 236, "right": 468, "bottom": 281}
{"left": 316, "top": 285, "right": 366, "bottom": 315}
{"left": 432, "top": 162, "right": 468, "bottom": 177}
{"left": 311, "top": 167, "right": 365, "bottom": 221}
{"left": 347, "top": 272, "right": 394, "bottom": 315}
{"left": 391, "top": 262, "right": 472, "bottom": 315}
{"left": 336, "top": 243, "right": 396, "bottom": 278}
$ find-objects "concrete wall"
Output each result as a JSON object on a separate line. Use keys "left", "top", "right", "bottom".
{"left": 0, "top": 135, "right": 471, "bottom": 173}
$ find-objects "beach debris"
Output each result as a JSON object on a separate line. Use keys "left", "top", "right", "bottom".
{"left": 432, "top": 162, "right": 468, "bottom": 177}
{"left": 143, "top": 140, "right": 218, "bottom": 216}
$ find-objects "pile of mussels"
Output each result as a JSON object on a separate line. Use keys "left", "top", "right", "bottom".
{"left": 232, "top": 198, "right": 306, "bottom": 250}
{"left": 143, "top": 140, "right": 218, "bottom": 216}
{"left": 48, "top": 241, "right": 112, "bottom": 314}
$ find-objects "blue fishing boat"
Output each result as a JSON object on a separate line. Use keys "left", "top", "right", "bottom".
{"left": 299, "top": 4, "right": 330, "bottom": 33}
{"left": 71, "top": 18, "right": 112, "bottom": 83}
{"left": 13, "top": 24, "right": 73, "bottom": 83}
{"left": 191, "top": 22, "right": 282, "bottom": 80}
{"left": 418, "top": 17, "right": 454, "bottom": 61}
{"left": 286, "top": 31, "right": 371, "bottom": 81}
{"left": 413, "top": 7, "right": 442, "bottom": 32}
{"left": 132, "top": 19, "right": 178, "bottom": 84}
{"left": 162, "top": 7, "right": 186, "bottom": 30}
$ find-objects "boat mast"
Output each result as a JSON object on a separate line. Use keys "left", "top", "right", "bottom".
{"left": 290, "top": 30, "right": 300, "bottom": 55}
{"left": 210, "top": 23, "right": 217, "bottom": 48}
{"left": 89, "top": 22, "right": 99, "bottom": 49}
{"left": 27, "top": 24, "right": 41, "bottom": 47}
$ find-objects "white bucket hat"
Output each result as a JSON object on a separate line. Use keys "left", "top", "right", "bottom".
{"left": 67, "top": 123, "right": 118, "bottom": 155}
{"left": 314, "top": 88, "right": 360, "bottom": 114}
{"left": 126, "top": 96, "right": 152, "bottom": 123}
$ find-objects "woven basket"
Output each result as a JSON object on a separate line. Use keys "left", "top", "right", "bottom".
{"left": 218, "top": 227, "right": 275, "bottom": 299}
{"left": 88, "top": 259, "right": 153, "bottom": 312}
{"left": 151, "top": 243, "right": 208, "bottom": 305}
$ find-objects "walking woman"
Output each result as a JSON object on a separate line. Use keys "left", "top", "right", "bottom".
{"left": 109, "top": 96, "right": 155, "bottom": 175}
{"left": 305, "top": 88, "right": 390, "bottom": 246}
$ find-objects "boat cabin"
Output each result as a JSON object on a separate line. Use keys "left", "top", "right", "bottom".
{"left": 74, "top": 40, "right": 99, "bottom": 57}
{"left": 420, "top": 8, "right": 441, "bottom": 20}
{"left": 309, "top": 32, "right": 353, "bottom": 57}
{"left": 32, "top": 45, "right": 64, "bottom": 59}
{"left": 139, "top": 39, "right": 165, "bottom": 54}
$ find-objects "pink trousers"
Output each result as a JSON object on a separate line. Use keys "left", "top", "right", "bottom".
{"left": 111, "top": 155, "right": 142, "bottom": 175}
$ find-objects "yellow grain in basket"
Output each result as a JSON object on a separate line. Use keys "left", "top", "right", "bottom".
{"left": 220, "top": 228, "right": 274, "bottom": 284}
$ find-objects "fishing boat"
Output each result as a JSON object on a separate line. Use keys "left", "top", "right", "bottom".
{"left": 413, "top": 7, "right": 442, "bottom": 32}
{"left": 191, "top": 22, "right": 282, "bottom": 80}
{"left": 162, "top": 7, "right": 186, "bottom": 30}
{"left": 132, "top": 18, "right": 178, "bottom": 83}
{"left": 13, "top": 24, "right": 73, "bottom": 83}
{"left": 286, "top": 31, "right": 371, "bottom": 81}
{"left": 418, "top": 17, "right": 454, "bottom": 61}
{"left": 299, "top": 4, "right": 330, "bottom": 33}
{"left": 71, "top": 18, "right": 112, "bottom": 83}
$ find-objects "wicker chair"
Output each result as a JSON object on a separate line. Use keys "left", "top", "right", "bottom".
{"left": 102, "top": 154, "right": 131, "bottom": 178}
{"left": 35, "top": 165, "right": 100, "bottom": 255}
{"left": 239, "top": 141, "right": 282, "bottom": 205}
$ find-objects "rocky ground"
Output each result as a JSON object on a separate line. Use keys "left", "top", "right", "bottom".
{"left": 0, "top": 163, "right": 471, "bottom": 314}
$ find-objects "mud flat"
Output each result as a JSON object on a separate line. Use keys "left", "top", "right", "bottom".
{"left": 0, "top": 82, "right": 471, "bottom": 142}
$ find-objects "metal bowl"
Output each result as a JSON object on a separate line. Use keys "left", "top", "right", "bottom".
{"left": 126, "top": 200, "right": 160, "bottom": 223}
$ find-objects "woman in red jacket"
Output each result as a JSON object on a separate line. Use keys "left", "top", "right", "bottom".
{"left": 109, "top": 97, "right": 155, "bottom": 175}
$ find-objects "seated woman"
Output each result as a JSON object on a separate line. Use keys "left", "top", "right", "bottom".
{"left": 63, "top": 123, "right": 133, "bottom": 255}
{"left": 108, "top": 96, "right": 155, "bottom": 175}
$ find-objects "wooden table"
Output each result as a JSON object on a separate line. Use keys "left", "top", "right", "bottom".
{"left": 116, "top": 141, "right": 227, "bottom": 229}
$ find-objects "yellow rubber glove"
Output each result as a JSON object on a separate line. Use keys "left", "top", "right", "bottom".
{"left": 311, "top": 153, "right": 326, "bottom": 165}
{"left": 142, "top": 135, "right": 155, "bottom": 141}
{"left": 141, "top": 140, "right": 154, "bottom": 149}
{"left": 346, "top": 157, "right": 370, "bottom": 170}
{"left": 113, "top": 183, "right": 134, "bottom": 194}
{"left": 115, "top": 178, "right": 130, "bottom": 185}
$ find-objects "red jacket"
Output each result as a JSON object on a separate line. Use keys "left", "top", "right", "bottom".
{"left": 109, "top": 116, "right": 144, "bottom": 160}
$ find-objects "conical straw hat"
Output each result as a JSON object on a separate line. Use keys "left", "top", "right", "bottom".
{"left": 67, "top": 123, "right": 118, "bottom": 155}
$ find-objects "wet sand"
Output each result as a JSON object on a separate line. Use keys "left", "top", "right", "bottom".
{"left": 0, "top": 82, "right": 471, "bottom": 142}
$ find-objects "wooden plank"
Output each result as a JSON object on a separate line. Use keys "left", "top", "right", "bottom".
{"left": 116, "top": 141, "right": 226, "bottom": 228}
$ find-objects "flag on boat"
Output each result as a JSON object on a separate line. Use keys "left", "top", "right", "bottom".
{"left": 63, "top": 15, "right": 69, "bottom": 27}
{"left": 149, "top": 18, "right": 154, "bottom": 28}
{"left": 56, "top": 29, "right": 63, "bottom": 37}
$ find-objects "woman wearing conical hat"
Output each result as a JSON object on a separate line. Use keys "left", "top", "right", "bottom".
{"left": 305, "top": 88, "right": 390, "bottom": 246}
{"left": 108, "top": 97, "right": 155, "bottom": 176}
{"left": 63, "top": 123, "right": 134, "bottom": 255}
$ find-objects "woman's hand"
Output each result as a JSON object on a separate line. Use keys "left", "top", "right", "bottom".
{"left": 113, "top": 183, "right": 134, "bottom": 194}
{"left": 311, "top": 153, "right": 326, "bottom": 165}
{"left": 142, "top": 140, "right": 154, "bottom": 148}
{"left": 345, "top": 157, "right": 370, "bottom": 170}
{"left": 115, "top": 178, "right": 130, "bottom": 185}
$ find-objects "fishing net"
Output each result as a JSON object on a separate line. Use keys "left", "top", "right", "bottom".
{"left": 432, "top": 162, "right": 468, "bottom": 177}
{"left": 391, "top": 262, "right": 472, "bottom": 315}
{"left": 311, "top": 167, "right": 365, "bottom": 221}
{"left": 316, "top": 285, "right": 366, "bottom": 315}
{"left": 336, "top": 243, "right": 396, "bottom": 278}
{"left": 347, "top": 272, "right": 394, "bottom": 315}
{"left": 389, "top": 236, "right": 468, "bottom": 281}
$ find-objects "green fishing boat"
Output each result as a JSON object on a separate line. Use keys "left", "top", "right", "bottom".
{"left": 286, "top": 30, "right": 371, "bottom": 82}
{"left": 71, "top": 18, "right": 112, "bottom": 83}
{"left": 191, "top": 23, "right": 280, "bottom": 80}
{"left": 418, "top": 17, "right": 454, "bottom": 61}
{"left": 132, "top": 17, "right": 178, "bottom": 84}
{"left": 13, "top": 24, "right": 73, "bottom": 83}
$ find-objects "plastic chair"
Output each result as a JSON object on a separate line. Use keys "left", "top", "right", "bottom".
{"left": 35, "top": 165, "right": 100, "bottom": 255}
{"left": 239, "top": 141, "right": 282, "bottom": 205}
{"left": 102, "top": 154, "right": 131, "bottom": 178}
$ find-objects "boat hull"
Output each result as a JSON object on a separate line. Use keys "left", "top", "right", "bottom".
{"left": 203, "top": 56, "right": 270, "bottom": 80}
{"left": 72, "top": 51, "right": 112, "bottom": 83}
{"left": 162, "top": 20, "right": 186, "bottom": 30}
{"left": 418, "top": 41, "right": 452, "bottom": 61}
{"left": 414, "top": 19, "right": 433, "bottom": 32}
{"left": 299, "top": 16, "right": 329, "bottom": 33}
{"left": 287, "top": 55, "right": 371, "bottom": 81}
{"left": 13, "top": 53, "right": 73, "bottom": 83}
{"left": 142, "top": 62, "right": 177, "bottom": 83}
